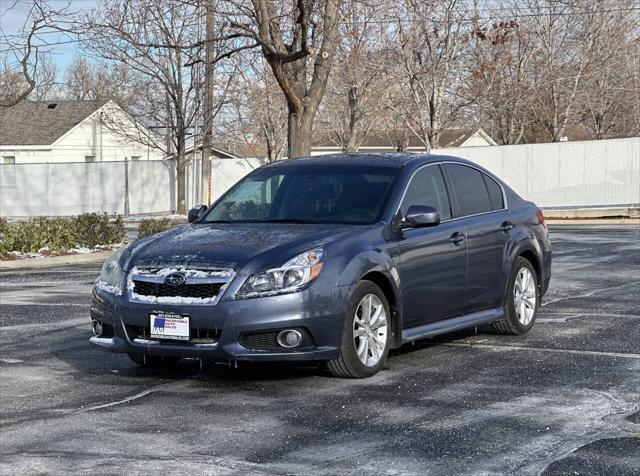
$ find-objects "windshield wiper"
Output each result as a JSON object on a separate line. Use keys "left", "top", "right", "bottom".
{"left": 258, "top": 218, "right": 318, "bottom": 224}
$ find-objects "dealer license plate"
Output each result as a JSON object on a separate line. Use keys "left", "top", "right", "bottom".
{"left": 149, "top": 313, "right": 190, "bottom": 340}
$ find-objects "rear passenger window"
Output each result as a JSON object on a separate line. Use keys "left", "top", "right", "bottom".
{"left": 445, "top": 164, "right": 492, "bottom": 217}
{"left": 400, "top": 165, "right": 451, "bottom": 220}
{"left": 483, "top": 174, "right": 504, "bottom": 210}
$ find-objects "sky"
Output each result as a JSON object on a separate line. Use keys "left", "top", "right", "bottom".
{"left": 0, "top": 0, "right": 97, "bottom": 73}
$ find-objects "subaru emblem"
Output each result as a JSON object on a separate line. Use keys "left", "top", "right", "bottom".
{"left": 164, "top": 272, "right": 186, "bottom": 286}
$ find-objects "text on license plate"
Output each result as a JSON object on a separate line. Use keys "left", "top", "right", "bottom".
{"left": 149, "top": 313, "right": 190, "bottom": 340}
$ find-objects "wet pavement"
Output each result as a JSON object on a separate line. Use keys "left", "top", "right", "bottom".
{"left": 1, "top": 225, "right": 638, "bottom": 475}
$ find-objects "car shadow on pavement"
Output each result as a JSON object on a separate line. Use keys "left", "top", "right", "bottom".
{"left": 389, "top": 325, "right": 492, "bottom": 358}
{"left": 59, "top": 324, "right": 497, "bottom": 383}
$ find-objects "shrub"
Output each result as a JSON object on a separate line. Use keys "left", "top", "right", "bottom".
{"left": 0, "top": 214, "right": 125, "bottom": 256}
{"left": 75, "top": 213, "right": 125, "bottom": 248}
{"left": 138, "top": 218, "right": 172, "bottom": 239}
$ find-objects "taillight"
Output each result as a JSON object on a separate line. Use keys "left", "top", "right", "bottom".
{"left": 537, "top": 209, "right": 547, "bottom": 228}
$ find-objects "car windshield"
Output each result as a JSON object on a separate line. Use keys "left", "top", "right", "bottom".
{"left": 203, "top": 165, "right": 399, "bottom": 225}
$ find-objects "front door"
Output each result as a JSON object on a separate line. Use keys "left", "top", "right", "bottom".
{"left": 395, "top": 164, "right": 468, "bottom": 328}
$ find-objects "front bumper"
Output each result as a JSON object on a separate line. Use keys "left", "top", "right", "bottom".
{"left": 89, "top": 284, "right": 349, "bottom": 362}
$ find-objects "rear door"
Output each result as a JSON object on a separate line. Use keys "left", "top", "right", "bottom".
{"left": 443, "top": 163, "right": 510, "bottom": 313}
{"left": 396, "top": 164, "right": 468, "bottom": 328}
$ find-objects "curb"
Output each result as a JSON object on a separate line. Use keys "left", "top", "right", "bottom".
{"left": 0, "top": 251, "right": 112, "bottom": 270}
{"left": 547, "top": 219, "right": 640, "bottom": 226}
{"left": 543, "top": 207, "right": 640, "bottom": 219}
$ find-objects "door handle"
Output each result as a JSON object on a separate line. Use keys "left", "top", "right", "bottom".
{"left": 449, "top": 232, "right": 465, "bottom": 245}
{"left": 500, "top": 221, "right": 514, "bottom": 233}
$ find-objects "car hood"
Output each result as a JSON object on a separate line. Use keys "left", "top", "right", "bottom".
{"left": 125, "top": 222, "right": 362, "bottom": 271}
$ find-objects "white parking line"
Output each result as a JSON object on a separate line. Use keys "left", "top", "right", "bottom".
{"left": 446, "top": 342, "right": 640, "bottom": 360}
{"left": 81, "top": 389, "right": 156, "bottom": 412}
{"left": 0, "top": 318, "right": 87, "bottom": 331}
{"left": 542, "top": 281, "right": 640, "bottom": 307}
{"left": 0, "top": 358, "right": 24, "bottom": 364}
{"left": 0, "top": 302, "right": 89, "bottom": 307}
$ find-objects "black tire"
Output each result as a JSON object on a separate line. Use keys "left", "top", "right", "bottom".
{"left": 492, "top": 257, "right": 539, "bottom": 335}
{"left": 127, "top": 353, "right": 181, "bottom": 367}
{"left": 327, "top": 281, "right": 391, "bottom": 378}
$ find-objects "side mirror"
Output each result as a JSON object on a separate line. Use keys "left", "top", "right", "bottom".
{"left": 405, "top": 205, "right": 440, "bottom": 228}
{"left": 188, "top": 204, "right": 208, "bottom": 223}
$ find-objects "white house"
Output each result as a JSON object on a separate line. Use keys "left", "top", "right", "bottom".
{"left": 0, "top": 100, "right": 163, "bottom": 164}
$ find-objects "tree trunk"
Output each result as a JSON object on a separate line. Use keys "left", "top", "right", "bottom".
{"left": 287, "top": 108, "right": 313, "bottom": 158}
{"left": 343, "top": 86, "right": 359, "bottom": 153}
{"left": 200, "top": 0, "right": 215, "bottom": 205}
{"left": 175, "top": 135, "right": 187, "bottom": 214}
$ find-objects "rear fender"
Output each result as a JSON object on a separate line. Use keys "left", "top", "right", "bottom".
{"left": 504, "top": 229, "right": 545, "bottom": 302}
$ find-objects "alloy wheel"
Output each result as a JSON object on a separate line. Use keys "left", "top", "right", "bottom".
{"left": 353, "top": 294, "right": 388, "bottom": 367}
{"left": 513, "top": 267, "right": 536, "bottom": 325}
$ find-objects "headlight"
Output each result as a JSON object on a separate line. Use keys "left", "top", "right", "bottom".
{"left": 95, "top": 247, "right": 125, "bottom": 294}
{"left": 235, "top": 248, "right": 325, "bottom": 299}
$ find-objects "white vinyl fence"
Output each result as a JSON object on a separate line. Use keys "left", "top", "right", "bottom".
{"left": 437, "top": 137, "right": 640, "bottom": 208}
{"left": 0, "top": 160, "right": 176, "bottom": 217}
{"left": 0, "top": 138, "right": 638, "bottom": 217}
{"left": 0, "top": 157, "right": 262, "bottom": 217}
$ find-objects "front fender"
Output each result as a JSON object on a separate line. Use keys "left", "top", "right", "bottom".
{"left": 334, "top": 245, "right": 403, "bottom": 347}
{"left": 336, "top": 247, "right": 399, "bottom": 289}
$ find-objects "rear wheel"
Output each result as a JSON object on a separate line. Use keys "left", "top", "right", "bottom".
{"left": 327, "top": 281, "right": 391, "bottom": 378}
{"left": 492, "top": 257, "right": 539, "bottom": 335}
{"left": 127, "top": 353, "right": 181, "bottom": 367}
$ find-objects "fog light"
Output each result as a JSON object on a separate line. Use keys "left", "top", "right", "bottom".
{"left": 92, "top": 319, "right": 103, "bottom": 337}
{"left": 277, "top": 329, "right": 303, "bottom": 348}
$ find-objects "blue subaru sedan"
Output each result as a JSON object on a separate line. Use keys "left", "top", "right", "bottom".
{"left": 90, "top": 154, "right": 551, "bottom": 378}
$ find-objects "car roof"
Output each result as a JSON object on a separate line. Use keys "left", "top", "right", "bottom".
{"left": 260, "top": 153, "right": 467, "bottom": 170}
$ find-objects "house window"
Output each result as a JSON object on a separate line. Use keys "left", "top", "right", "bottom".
{"left": 1, "top": 156, "right": 16, "bottom": 187}
{"left": 130, "top": 156, "right": 141, "bottom": 161}
{"left": 85, "top": 155, "right": 96, "bottom": 163}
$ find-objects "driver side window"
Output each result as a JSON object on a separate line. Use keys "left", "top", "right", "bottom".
{"left": 400, "top": 165, "right": 452, "bottom": 220}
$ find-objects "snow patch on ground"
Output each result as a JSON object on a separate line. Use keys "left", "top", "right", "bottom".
{"left": 3, "top": 243, "right": 124, "bottom": 261}
{"left": 123, "top": 214, "right": 187, "bottom": 222}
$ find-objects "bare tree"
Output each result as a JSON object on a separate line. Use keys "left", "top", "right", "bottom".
{"left": 0, "top": 0, "right": 72, "bottom": 107}
{"left": 216, "top": 54, "right": 287, "bottom": 162}
{"left": 29, "top": 54, "right": 59, "bottom": 100}
{"left": 393, "top": 0, "right": 474, "bottom": 150}
{"left": 224, "top": 0, "right": 342, "bottom": 158}
{"left": 319, "top": 0, "right": 394, "bottom": 152}
{"left": 575, "top": 0, "right": 640, "bottom": 139}
{"left": 524, "top": 0, "right": 604, "bottom": 142}
{"left": 63, "top": 56, "right": 150, "bottom": 103}
{"left": 247, "top": 60, "right": 288, "bottom": 162}
{"left": 81, "top": 0, "right": 208, "bottom": 213}
{"left": 468, "top": 15, "right": 535, "bottom": 144}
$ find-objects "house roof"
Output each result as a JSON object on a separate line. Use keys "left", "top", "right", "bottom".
{"left": 0, "top": 100, "right": 109, "bottom": 146}
{"left": 211, "top": 142, "right": 266, "bottom": 159}
{"left": 183, "top": 142, "right": 265, "bottom": 159}
{"left": 312, "top": 128, "right": 495, "bottom": 149}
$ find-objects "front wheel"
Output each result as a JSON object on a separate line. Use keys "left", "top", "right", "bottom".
{"left": 492, "top": 257, "right": 539, "bottom": 335}
{"left": 327, "top": 281, "right": 391, "bottom": 378}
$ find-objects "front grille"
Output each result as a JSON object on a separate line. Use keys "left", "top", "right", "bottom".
{"left": 133, "top": 280, "right": 223, "bottom": 299}
{"left": 126, "top": 324, "right": 221, "bottom": 344}
{"left": 240, "top": 331, "right": 279, "bottom": 350}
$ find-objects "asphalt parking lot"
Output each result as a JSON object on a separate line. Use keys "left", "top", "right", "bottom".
{"left": 1, "top": 225, "right": 638, "bottom": 475}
